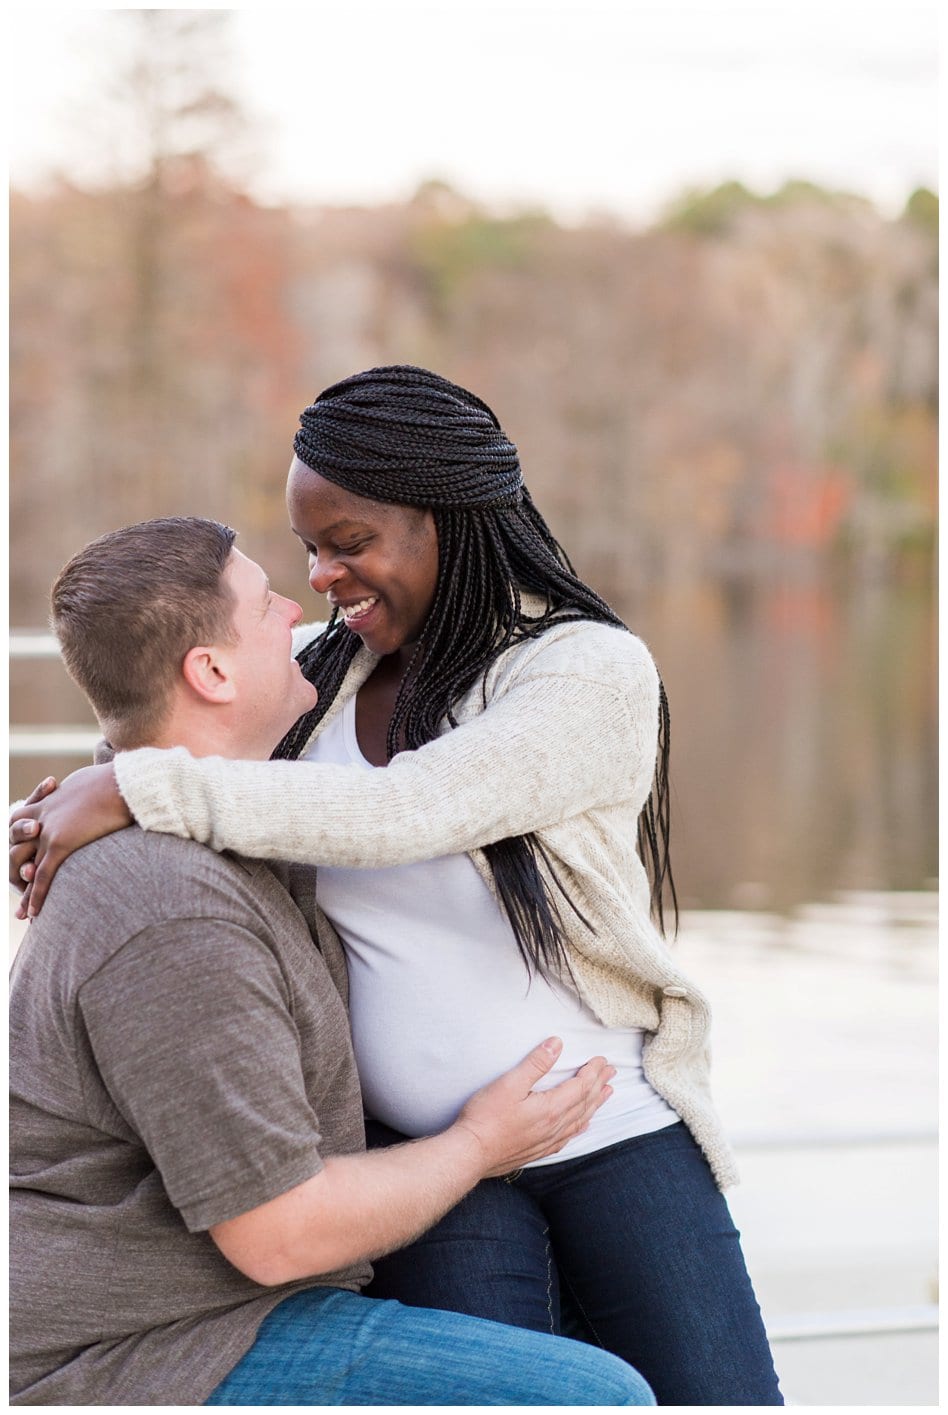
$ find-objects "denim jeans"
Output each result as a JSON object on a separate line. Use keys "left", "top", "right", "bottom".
{"left": 205, "top": 1286, "right": 655, "bottom": 1405}
{"left": 365, "top": 1119, "right": 783, "bottom": 1407}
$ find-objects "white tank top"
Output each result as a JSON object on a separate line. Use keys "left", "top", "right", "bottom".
{"left": 304, "top": 695, "right": 678, "bottom": 1164}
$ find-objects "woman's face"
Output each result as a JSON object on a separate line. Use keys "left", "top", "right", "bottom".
{"left": 286, "top": 456, "right": 440, "bottom": 659}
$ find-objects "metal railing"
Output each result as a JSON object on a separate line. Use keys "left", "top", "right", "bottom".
{"left": 9, "top": 632, "right": 62, "bottom": 658}
{"left": 10, "top": 633, "right": 98, "bottom": 755}
{"left": 11, "top": 727, "right": 102, "bottom": 756}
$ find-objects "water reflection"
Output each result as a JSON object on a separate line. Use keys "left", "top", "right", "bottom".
{"left": 612, "top": 574, "right": 937, "bottom": 911}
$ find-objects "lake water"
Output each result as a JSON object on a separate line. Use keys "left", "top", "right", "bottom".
{"left": 612, "top": 572, "right": 937, "bottom": 911}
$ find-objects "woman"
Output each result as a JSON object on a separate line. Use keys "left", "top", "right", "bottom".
{"left": 12, "top": 366, "right": 782, "bottom": 1405}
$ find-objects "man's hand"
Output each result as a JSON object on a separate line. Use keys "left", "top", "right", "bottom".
{"left": 211, "top": 1037, "right": 616, "bottom": 1286}
{"left": 9, "top": 764, "right": 133, "bottom": 917}
{"left": 454, "top": 1037, "right": 615, "bottom": 1175}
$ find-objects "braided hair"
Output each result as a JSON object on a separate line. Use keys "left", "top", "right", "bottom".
{"left": 273, "top": 365, "right": 677, "bottom": 977}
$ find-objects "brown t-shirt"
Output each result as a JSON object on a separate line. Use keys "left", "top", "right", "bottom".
{"left": 10, "top": 828, "right": 369, "bottom": 1406}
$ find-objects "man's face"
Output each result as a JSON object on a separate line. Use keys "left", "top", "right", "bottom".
{"left": 220, "top": 550, "right": 318, "bottom": 756}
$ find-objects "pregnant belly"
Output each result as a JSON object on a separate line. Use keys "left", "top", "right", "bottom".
{"left": 346, "top": 954, "right": 646, "bottom": 1137}
{"left": 350, "top": 992, "right": 533, "bottom": 1135}
{"left": 315, "top": 851, "right": 659, "bottom": 1141}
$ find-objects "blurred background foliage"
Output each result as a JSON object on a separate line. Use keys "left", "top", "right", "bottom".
{"left": 10, "top": 10, "right": 937, "bottom": 910}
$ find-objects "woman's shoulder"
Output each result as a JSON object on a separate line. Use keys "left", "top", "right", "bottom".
{"left": 501, "top": 613, "right": 659, "bottom": 690}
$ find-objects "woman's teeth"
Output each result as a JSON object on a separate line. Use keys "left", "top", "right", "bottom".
{"left": 342, "top": 597, "right": 378, "bottom": 622}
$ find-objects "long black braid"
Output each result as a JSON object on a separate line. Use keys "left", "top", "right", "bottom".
{"left": 273, "top": 366, "right": 677, "bottom": 977}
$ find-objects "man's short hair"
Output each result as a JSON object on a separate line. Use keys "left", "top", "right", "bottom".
{"left": 51, "top": 517, "right": 238, "bottom": 748}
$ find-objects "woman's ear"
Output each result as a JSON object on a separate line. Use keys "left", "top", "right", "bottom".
{"left": 181, "top": 644, "right": 237, "bottom": 705}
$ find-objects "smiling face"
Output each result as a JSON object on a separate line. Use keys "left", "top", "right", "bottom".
{"left": 286, "top": 456, "right": 440, "bottom": 661}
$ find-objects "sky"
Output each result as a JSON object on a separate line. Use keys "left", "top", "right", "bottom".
{"left": 6, "top": 1, "right": 939, "bottom": 223}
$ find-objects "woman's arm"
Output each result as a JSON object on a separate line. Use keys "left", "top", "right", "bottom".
{"left": 116, "top": 634, "right": 660, "bottom": 863}
{"left": 11, "top": 632, "right": 659, "bottom": 909}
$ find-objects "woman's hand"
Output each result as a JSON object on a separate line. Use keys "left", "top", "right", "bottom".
{"left": 453, "top": 1037, "right": 615, "bottom": 1177}
{"left": 9, "top": 777, "right": 58, "bottom": 913}
{"left": 9, "top": 764, "right": 133, "bottom": 918}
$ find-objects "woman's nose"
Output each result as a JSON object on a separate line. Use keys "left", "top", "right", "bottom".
{"left": 308, "top": 554, "right": 343, "bottom": 594}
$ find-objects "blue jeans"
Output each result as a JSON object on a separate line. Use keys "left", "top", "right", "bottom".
{"left": 365, "top": 1119, "right": 783, "bottom": 1406}
{"left": 205, "top": 1286, "right": 655, "bottom": 1405}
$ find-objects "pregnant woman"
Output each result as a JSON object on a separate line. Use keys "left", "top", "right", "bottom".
{"left": 11, "top": 366, "right": 782, "bottom": 1406}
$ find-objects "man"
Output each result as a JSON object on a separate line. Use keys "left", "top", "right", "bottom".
{"left": 10, "top": 517, "right": 653, "bottom": 1406}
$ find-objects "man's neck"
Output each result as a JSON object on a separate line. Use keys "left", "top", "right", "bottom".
{"left": 132, "top": 711, "right": 271, "bottom": 763}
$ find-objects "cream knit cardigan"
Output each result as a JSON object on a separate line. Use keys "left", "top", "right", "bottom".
{"left": 114, "top": 609, "right": 739, "bottom": 1190}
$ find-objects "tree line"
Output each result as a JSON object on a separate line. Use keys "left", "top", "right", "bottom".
{"left": 11, "top": 167, "right": 936, "bottom": 623}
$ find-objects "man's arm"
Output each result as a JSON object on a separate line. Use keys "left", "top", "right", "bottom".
{"left": 79, "top": 917, "right": 613, "bottom": 1287}
{"left": 210, "top": 1037, "right": 613, "bottom": 1286}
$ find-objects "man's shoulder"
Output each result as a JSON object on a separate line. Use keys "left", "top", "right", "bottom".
{"left": 19, "top": 830, "right": 301, "bottom": 992}
{"left": 57, "top": 826, "right": 269, "bottom": 910}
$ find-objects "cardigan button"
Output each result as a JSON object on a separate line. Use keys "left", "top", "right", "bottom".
{"left": 662, "top": 985, "right": 688, "bottom": 999}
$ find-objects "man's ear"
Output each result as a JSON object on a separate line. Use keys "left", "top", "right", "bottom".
{"left": 181, "top": 644, "right": 237, "bottom": 705}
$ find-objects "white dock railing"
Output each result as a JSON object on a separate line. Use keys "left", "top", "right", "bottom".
{"left": 11, "top": 727, "right": 103, "bottom": 755}
{"left": 9, "top": 632, "right": 63, "bottom": 658}
{"left": 10, "top": 633, "right": 98, "bottom": 755}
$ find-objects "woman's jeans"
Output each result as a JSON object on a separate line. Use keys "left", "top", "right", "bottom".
{"left": 205, "top": 1286, "right": 655, "bottom": 1405}
{"left": 365, "top": 1119, "right": 783, "bottom": 1407}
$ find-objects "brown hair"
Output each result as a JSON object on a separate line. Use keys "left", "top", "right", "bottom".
{"left": 51, "top": 517, "right": 238, "bottom": 747}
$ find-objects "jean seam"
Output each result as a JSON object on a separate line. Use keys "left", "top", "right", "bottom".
{"left": 543, "top": 1228, "right": 555, "bottom": 1335}
{"left": 560, "top": 1267, "right": 607, "bottom": 1350}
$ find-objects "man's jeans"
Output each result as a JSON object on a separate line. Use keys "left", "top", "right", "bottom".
{"left": 365, "top": 1120, "right": 784, "bottom": 1406}
{"left": 205, "top": 1287, "right": 655, "bottom": 1405}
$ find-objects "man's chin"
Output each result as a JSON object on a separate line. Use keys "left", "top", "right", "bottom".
{"left": 259, "top": 681, "right": 318, "bottom": 756}
{"left": 283, "top": 686, "right": 319, "bottom": 735}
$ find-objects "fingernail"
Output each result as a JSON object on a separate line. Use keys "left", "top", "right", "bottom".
{"left": 542, "top": 1037, "right": 563, "bottom": 1054}
{"left": 42, "top": 778, "right": 55, "bottom": 790}
{"left": 23, "top": 821, "right": 38, "bottom": 837}
{"left": 19, "top": 865, "right": 32, "bottom": 882}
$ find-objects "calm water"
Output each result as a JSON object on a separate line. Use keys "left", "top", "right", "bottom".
{"left": 616, "top": 573, "right": 937, "bottom": 911}
{"left": 10, "top": 572, "right": 937, "bottom": 912}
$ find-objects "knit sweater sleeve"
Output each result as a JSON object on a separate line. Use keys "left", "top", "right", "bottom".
{"left": 113, "top": 634, "right": 660, "bottom": 867}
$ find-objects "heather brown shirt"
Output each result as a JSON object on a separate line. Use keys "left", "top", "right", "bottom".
{"left": 10, "top": 829, "right": 368, "bottom": 1406}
